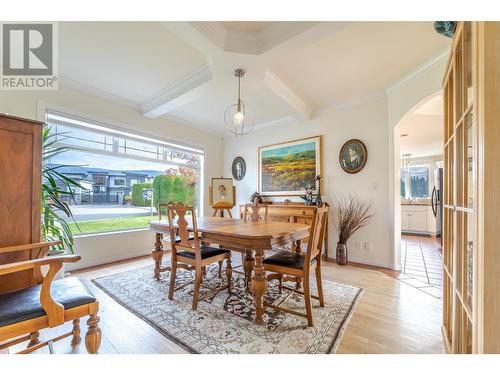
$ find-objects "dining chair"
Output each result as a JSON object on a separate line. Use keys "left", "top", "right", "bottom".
{"left": 263, "top": 204, "right": 328, "bottom": 326}
{"left": 166, "top": 203, "right": 232, "bottom": 310}
{"left": 243, "top": 203, "right": 269, "bottom": 222}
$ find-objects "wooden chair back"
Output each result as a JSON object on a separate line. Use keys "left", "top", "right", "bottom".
{"left": 166, "top": 202, "right": 201, "bottom": 259}
{"left": 243, "top": 203, "right": 269, "bottom": 222}
{"left": 304, "top": 204, "right": 329, "bottom": 267}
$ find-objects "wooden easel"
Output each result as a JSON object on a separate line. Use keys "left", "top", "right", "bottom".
{"left": 212, "top": 206, "right": 233, "bottom": 218}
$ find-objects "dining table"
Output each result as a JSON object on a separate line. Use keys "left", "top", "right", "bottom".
{"left": 149, "top": 216, "right": 310, "bottom": 325}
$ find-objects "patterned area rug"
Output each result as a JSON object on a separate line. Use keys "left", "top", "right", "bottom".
{"left": 92, "top": 263, "right": 362, "bottom": 354}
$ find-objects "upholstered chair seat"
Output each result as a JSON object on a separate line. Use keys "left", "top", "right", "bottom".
{"left": 0, "top": 277, "right": 96, "bottom": 327}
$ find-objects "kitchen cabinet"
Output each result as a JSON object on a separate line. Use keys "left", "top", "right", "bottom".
{"left": 401, "top": 205, "right": 436, "bottom": 235}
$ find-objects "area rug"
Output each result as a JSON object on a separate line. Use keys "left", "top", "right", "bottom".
{"left": 92, "top": 263, "right": 362, "bottom": 354}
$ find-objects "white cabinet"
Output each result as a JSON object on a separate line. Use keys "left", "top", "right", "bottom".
{"left": 401, "top": 205, "right": 436, "bottom": 235}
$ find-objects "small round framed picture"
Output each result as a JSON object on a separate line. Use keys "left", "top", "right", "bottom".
{"left": 339, "top": 139, "right": 367, "bottom": 174}
{"left": 232, "top": 156, "right": 246, "bottom": 180}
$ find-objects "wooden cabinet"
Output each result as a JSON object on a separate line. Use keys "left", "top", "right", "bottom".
{"left": 442, "top": 22, "right": 500, "bottom": 353}
{"left": 0, "top": 114, "right": 43, "bottom": 293}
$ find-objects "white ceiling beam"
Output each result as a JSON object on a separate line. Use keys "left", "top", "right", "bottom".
{"left": 140, "top": 63, "right": 212, "bottom": 118}
{"left": 262, "top": 69, "right": 312, "bottom": 121}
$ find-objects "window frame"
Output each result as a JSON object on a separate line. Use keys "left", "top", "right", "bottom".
{"left": 44, "top": 109, "right": 205, "bottom": 237}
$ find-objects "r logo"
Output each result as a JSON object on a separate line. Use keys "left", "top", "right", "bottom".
{"left": 2, "top": 23, "right": 53, "bottom": 76}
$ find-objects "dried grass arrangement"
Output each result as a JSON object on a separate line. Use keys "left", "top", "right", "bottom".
{"left": 335, "top": 195, "right": 374, "bottom": 265}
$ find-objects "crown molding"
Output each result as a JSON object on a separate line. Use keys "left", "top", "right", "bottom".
{"left": 140, "top": 62, "right": 213, "bottom": 118}
{"left": 59, "top": 75, "right": 140, "bottom": 111}
{"left": 263, "top": 69, "right": 312, "bottom": 121}
{"left": 386, "top": 48, "right": 450, "bottom": 93}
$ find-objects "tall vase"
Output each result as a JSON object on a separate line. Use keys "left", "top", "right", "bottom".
{"left": 336, "top": 242, "right": 348, "bottom": 265}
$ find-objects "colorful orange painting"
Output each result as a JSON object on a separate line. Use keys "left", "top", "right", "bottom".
{"left": 258, "top": 136, "right": 321, "bottom": 196}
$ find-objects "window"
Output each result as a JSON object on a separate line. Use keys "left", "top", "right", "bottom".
{"left": 45, "top": 110, "right": 204, "bottom": 235}
{"left": 113, "top": 178, "right": 126, "bottom": 186}
{"left": 401, "top": 165, "right": 430, "bottom": 198}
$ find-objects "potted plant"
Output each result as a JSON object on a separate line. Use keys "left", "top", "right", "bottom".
{"left": 335, "top": 195, "right": 374, "bottom": 265}
{"left": 41, "top": 126, "right": 83, "bottom": 262}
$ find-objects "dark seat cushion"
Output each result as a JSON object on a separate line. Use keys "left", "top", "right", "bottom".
{"left": 263, "top": 250, "right": 316, "bottom": 270}
{"left": 0, "top": 277, "right": 96, "bottom": 327}
{"left": 177, "top": 246, "right": 230, "bottom": 260}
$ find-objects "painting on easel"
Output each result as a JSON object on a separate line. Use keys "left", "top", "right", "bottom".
{"left": 209, "top": 177, "right": 235, "bottom": 217}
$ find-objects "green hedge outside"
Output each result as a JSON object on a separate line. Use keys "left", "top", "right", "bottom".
{"left": 153, "top": 174, "right": 195, "bottom": 213}
{"left": 131, "top": 182, "right": 152, "bottom": 207}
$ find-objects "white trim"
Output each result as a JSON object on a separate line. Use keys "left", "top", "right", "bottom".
{"left": 140, "top": 62, "right": 213, "bottom": 118}
{"left": 59, "top": 76, "right": 140, "bottom": 111}
{"left": 386, "top": 48, "right": 451, "bottom": 93}
{"left": 73, "top": 227, "right": 149, "bottom": 240}
{"left": 36, "top": 100, "right": 208, "bottom": 153}
{"left": 263, "top": 69, "right": 312, "bottom": 121}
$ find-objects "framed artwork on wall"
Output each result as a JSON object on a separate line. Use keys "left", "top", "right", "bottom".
{"left": 258, "top": 136, "right": 322, "bottom": 196}
{"left": 339, "top": 139, "right": 367, "bottom": 174}
{"left": 231, "top": 156, "right": 246, "bottom": 180}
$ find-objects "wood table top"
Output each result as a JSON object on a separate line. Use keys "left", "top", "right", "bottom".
{"left": 150, "top": 216, "right": 310, "bottom": 239}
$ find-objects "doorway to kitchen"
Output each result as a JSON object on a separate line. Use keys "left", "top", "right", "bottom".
{"left": 395, "top": 93, "right": 444, "bottom": 299}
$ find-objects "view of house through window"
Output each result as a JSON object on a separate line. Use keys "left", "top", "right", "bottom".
{"left": 400, "top": 165, "right": 430, "bottom": 198}
{"left": 45, "top": 111, "right": 204, "bottom": 235}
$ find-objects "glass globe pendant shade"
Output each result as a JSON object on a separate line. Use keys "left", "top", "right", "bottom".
{"left": 224, "top": 68, "right": 255, "bottom": 136}
{"left": 224, "top": 100, "right": 255, "bottom": 136}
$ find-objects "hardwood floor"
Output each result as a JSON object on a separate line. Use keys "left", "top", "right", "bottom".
{"left": 7, "top": 254, "right": 444, "bottom": 354}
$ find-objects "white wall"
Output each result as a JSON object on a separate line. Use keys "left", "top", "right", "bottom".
{"left": 0, "top": 85, "right": 223, "bottom": 270}
{"left": 223, "top": 96, "right": 393, "bottom": 268}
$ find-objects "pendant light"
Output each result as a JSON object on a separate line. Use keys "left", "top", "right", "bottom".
{"left": 401, "top": 153, "right": 412, "bottom": 174}
{"left": 224, "top": 68, "right": 255, "bottom": 136}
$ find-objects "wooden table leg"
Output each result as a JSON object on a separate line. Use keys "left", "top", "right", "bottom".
{"left": 152, "top": 232, "right": 164, "bottom": 280}
{"left": 251, "top": 249, "right": 267, "bottom": 325}
{"left": 294, "top": 239, "right": 302, "bottom": 290}
{"left": 243, "top": 249, "right": 255, "bottom": 290}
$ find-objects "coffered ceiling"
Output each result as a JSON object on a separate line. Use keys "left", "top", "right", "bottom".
{"left": 58, "top": 21, "right": 451, "bottom": 135}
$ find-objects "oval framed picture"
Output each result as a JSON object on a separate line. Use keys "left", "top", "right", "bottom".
{"left": 232, "top": 156, "right": 246, "bottom": 180}
{"left": 339, "top": 139, "right": 367, "bottom": 174}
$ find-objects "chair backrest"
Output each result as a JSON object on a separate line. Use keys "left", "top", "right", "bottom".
{"left": 166, "top": 202, "right": 201, "bottom": 260}
{"left": 158, "top": 201, "right": 174, "bottom": 221}
{"left": 243, "top": 203, "right": 269, "bottom": 222}
{"left": 304, "top": 204, "right": 329, "bottom": 266}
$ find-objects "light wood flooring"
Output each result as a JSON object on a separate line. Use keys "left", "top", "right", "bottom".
{"left": 7, "top": 253, "right": 444, "bottom": 354}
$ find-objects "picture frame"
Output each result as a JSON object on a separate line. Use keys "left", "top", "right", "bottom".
{"left": 209, "top": 177, "right": 236, "bottom": 208}
{"left": 258, "top": 136, "right": 322, "bottom": 196}
{"left": 231, "top": 156, "right": 246, "bottom": 181}
{"left": 339, "top": 139, "right": 368, "bottom": 174}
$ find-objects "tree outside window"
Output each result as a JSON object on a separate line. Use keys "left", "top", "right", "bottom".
{"left": 401, "top": 165, "right": 430, "bottom": 198}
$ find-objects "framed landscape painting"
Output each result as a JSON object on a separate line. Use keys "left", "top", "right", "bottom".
{"left": 258, "top": 136, "right": 322, "bottom": 196}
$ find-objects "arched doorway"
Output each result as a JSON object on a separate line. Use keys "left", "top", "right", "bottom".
{"left": 393, "top": 91, "right": 444, "bottom": 298}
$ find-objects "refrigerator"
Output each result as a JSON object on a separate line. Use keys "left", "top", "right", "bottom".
{"left": 431, "top": 167, "right": 443, "bottom": 245}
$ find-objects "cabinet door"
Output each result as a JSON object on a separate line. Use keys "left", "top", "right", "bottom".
{"left": 401, "top": 213, "right": 411, "bottom": 231}
{"left": 410, "top": 211, "right": 428, "bottom": 232}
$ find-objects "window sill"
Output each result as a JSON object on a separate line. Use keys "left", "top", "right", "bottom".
{"left": 73, "top": 227, "right": 150, "bottom": 239}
